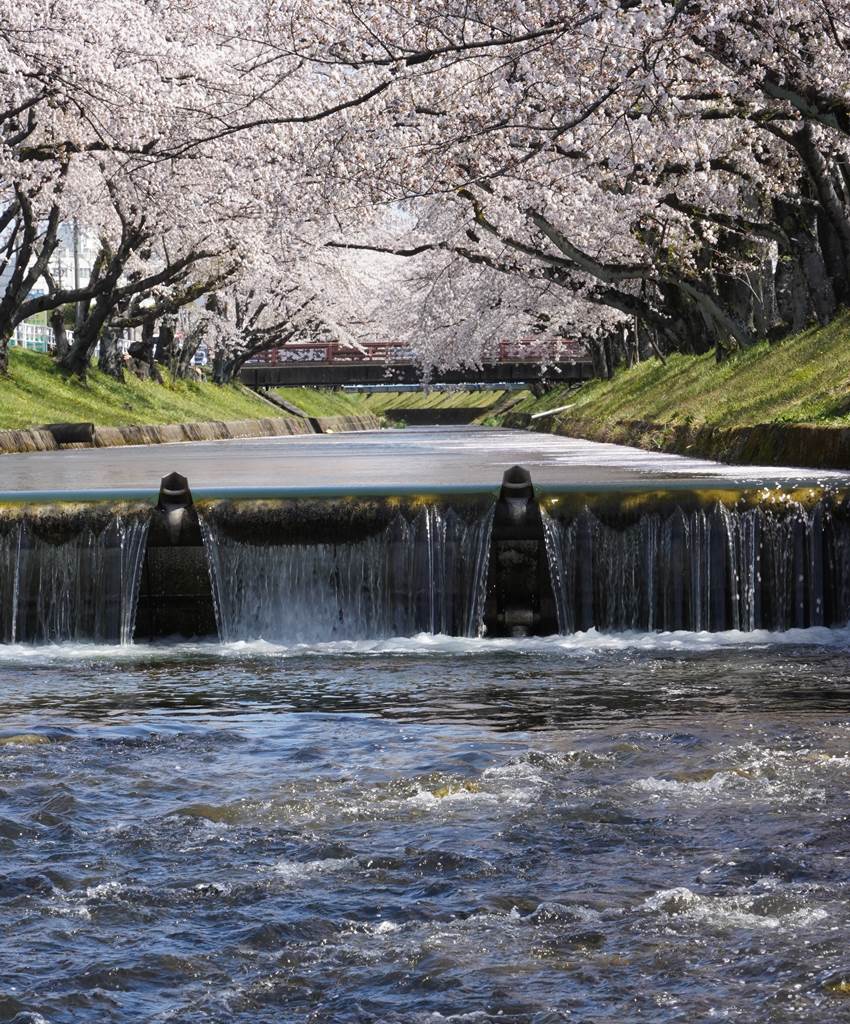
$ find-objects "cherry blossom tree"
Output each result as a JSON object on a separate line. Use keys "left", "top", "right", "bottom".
{"left": 5, "top": 0, "right": 850, "bottom": 385}
{"left": 0, "top": 0, "right": 402, "bottom": 376}
{"left": 292, "top": 0, "right": 850, "bottom": 365}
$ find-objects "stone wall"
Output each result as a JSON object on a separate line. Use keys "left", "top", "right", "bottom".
{"left": 0, "top": 413, "right": 381, "bottom": 455}
{"left": 501, "top": 412, "right": 850, "bottom": 471}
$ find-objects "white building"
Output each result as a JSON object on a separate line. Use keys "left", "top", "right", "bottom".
{"left": 48, "top": 221, "right": 101, "bottom": 291}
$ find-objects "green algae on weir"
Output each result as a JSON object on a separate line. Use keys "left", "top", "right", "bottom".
{"left": 539, "top": 485, "right": 849, "bottom": 524}
{"left": 197, "top": 494, "right": 497, "bottom": 545}
{"left": 0, "top": 483, "right": 504, "bottom": 507}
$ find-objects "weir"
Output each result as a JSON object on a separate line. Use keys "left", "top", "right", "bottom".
{"left": 1, "top": 461, "right": 850, "bottom": 644}
{"left": 0, "top": 508, "right": 149, "bottom": 644}
{"left": 202, "top": 500, "right": 493, "bottom": 642}
{"left": 542, "top": 497, "right": 850, "bottom": 633}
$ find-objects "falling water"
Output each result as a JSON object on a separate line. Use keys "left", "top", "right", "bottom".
{"left": 0, "top": 519, "right": 23, "bottom": 644}
{"left": 201, "top": 503, "right": 494, "bottom": 642}
{"left": 0, "top": 510, "right": 150, "bottom": 644}
{"left": 542, "top": 500, "right": 850, "bottom": 634}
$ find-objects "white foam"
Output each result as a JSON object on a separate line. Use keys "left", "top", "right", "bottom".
{"left": 372, "top": 920, "right": 401, "bottom": 934}
{"left": 642, "top": 886, "right": 828, "bottom": 931}
{"left": 2, "top": 624, "right": 850, "bottom": 665}
{"left": 404, "top": 783, "right": 498, "bottom": 810}
{"left": 270, "top": 856, "right": 358, "bottom": 882}
{"left": 85, "top": 880, "right": 124, "bottom": 899}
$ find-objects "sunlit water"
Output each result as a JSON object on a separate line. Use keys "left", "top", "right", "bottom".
{"left": 3, "top": 632, "right": 850, "bottom": 1022}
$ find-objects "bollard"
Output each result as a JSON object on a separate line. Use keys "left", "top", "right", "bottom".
{"left": 484, "top": 466, "right": 557, "bottom": 637}
{"left": 155, "top": 471, "right": 197, "bottom": 546}
{"left": 496, "top": 464, "right": 536, "bottom": 529}
{"left": 135, "top": 471, "right": 216, "bottom": 639}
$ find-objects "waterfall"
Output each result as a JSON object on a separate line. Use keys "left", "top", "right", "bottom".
{"left": 0, "top": 511, "right": 150, "bottom": 644}
{"left": 542, "top": 501, "right": 850, "bottom": 634}
{"left": 201, "top": 503, "right": 494, "bottom": 643}
{"left": 0, "top": 520, "right": 23, "bottom": 644}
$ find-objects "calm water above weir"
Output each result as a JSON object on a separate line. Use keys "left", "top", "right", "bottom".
{"left": 3, "top": 634, "right": 850, "bottom": 1023}
{"left": 1, "top": 426, "right": 848, "bottom": 498}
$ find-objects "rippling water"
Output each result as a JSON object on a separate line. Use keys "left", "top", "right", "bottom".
{"left": 3, "top": 632, "right": 850, "bottom": 1022}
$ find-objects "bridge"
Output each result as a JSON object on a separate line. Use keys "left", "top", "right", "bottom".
{"left": 239, "top": 339, "right": 594, "bottom": 389}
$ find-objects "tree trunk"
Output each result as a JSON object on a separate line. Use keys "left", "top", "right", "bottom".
{"left": 97, "top": 328, "right": 125, "bottom": 380}
{"left": 602, "top": 332, "right": 616, "bottom": 380}
{"left": 59, "top": 298, "right": 112, "bottom": 378}
{"left": 790, "top": 125, "right": 850, "bottom": 304}
{"left": 175, "top": 329, "right": 204, "bottom": 379}
{"left": 587, "top": 337, "right": 609, "bottom": 379}
{"left": 154, "top": 317, "right": 177, "bottom": 371}
{"left": 212, "top": 347, "right": 230, "bottom": 384}
{"left": 50, "top": 308, "right": 70, "bottom": 360}
{"left": 140, "top": 316, "right": 157, "bottom": 365}
{"left": 773, "top": 195, "right": 835, "bottom": 330}
{"left": 212, "top": 346, "right": 248, "bottom": 385}
{"left": 0, "top": 337, "right": 9, "bottom": 376}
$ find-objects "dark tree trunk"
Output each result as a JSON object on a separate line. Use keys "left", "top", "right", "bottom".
{"left": 127, "top": 316, "right": 163, "bottom": 382}
{"left": 59, "top": 296, "right": 114, "bottom": 378}
{"left": 212, "top": 349, "right": 244, "bottom": 385}
{"left": 602, "top": 332, "right": 616, "bottom": 380}
{"left": 97, "top": 328, "right": 124, "bottom": 380}
{"left": 154, "top": 318, "right": 177, "bottom": 372}
{"left": 773, "top": 195, "right": 836, "bottom": 330}
{"left": 50, "top": 308, "right": 70, "bottom": 360}
{"left": 140, "top": 315, "right": 157, "bottom": 365}
{"left": 0, "top": 337, "right": 8, "bottom": 376}
{"left": 789, "top": 125, "right": 850, "bottom": 306}
{"left": 587, "top": 336, "right": 608, "bottom": 379}
{"left": 175, "top": 329, "right": 203, "bottom": 379}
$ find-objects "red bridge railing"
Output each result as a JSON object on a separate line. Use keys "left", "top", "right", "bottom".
{"left": 246, "top": 339, "right": 587, "bottom": 366}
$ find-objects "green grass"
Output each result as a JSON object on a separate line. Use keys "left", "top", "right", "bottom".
{"left": 273, "top": 386, "right": 527, "bottom": 417}
{"left": 271, "top": 387, "right": 372, "bottom": 417}
{"left": 0, "top": 348, "right": 278, "bottom": 429}
{"left": 511, "top": 312, "right": 850, "bottom": 428}
{"left": 361, "top": 389, "right": 520, "bottom": 413}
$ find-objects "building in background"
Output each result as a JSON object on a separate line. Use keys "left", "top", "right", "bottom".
{"left": 8, "top": 222, "right": 141, "bottom": 356}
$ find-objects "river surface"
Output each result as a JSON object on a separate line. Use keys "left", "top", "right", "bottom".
{"left": 3, "top": 631, "right": 850, "bottom": 1023}
{"left": 1, "top": 427, "right": 847, "bottom": 498}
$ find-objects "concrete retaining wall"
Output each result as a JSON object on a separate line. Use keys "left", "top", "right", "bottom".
{"left": 0, "top": 414, "right": 389, "bottom": 455}
{"left": 0, "top": 428, "right": 59, "bottom": 454}
{"left": 92, "top": 416, "right": 312, "bottom": 448}
{"left": 501, "top": 412, "right": 850, "bottom": 471}
{"left": 313, "top": 414, "right": 382, "bottom": 433}
{"left": 382, "top": 408, "right": 488, "bottom": 426}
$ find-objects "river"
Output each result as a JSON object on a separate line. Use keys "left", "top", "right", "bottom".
{"left": 2, "top": 428, "right": 850, "bottom": 1022}
{"left": 0, "top": 426, "right": 845, "bottom": 497}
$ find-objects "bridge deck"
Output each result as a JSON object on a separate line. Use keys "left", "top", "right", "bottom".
{"left": 239, "top": 361, "right": 594, "bottom": 389}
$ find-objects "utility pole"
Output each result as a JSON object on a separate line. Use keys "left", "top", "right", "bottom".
{"left": 73, "top": 218, "right": 82, "bottom": 331}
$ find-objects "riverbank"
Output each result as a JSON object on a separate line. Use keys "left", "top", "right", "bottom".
{"left": 0, "top": 349, "right": 381, "bottom": 453}
{"left": 499, "top": 313, "right": 850, "bottom": 470}
{"left": 272, "top": 385, "right": 526, "bottom": 423}
{"left": 0, "top": 348, "right": 276, "bottom": 429}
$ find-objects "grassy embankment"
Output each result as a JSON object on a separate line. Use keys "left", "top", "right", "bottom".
{"left": 0, "top": 348, "right": 276, "bottom": 429}
{"left": 273, "top": 386, "right": 526, "bottom": 418}
{"left": 269, "top": 387, "right": 369, "bottom": 417}
{"left": 498, "top": 313, "right": 850, "bottom": 468}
